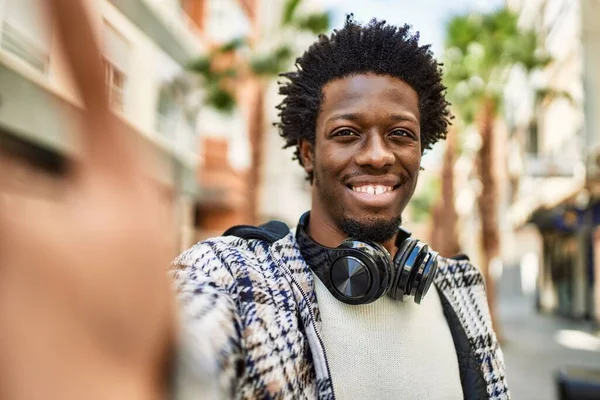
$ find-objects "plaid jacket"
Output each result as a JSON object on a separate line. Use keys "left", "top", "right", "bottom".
{"left": 172, "top": 231, "right": 510, "bottom": 399}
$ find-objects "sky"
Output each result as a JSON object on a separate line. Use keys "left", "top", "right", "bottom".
{"left": 321, "top": 0, "right": 504, "bottom": 57}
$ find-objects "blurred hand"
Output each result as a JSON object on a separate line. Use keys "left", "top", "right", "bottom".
{"left": 0, "top": 1, "right": 177, "bottom": 399}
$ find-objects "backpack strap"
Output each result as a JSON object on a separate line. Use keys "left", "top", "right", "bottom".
{"left": 223, "top": 220, "right": 290, "bottom": 244}
{"left": 450, "top": 253, "right": 470, "bottom": 261}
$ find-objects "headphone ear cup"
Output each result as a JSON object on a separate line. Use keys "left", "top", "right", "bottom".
{"left": 408, "top": 245, "right": 431, "bottom": 297}
{"left": 365, "top": 241, "right": 395, "bottom": 292}
{"left": 390, "top": 239, "right": 418, "bottom": 300}
{"left": 413, "top": 250, "right": 439, "bottom": 304}
{"left": 329, "top": 240, "right": 391, "bottom": 304}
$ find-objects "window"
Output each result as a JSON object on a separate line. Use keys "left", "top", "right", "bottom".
{"left": 527, "top": 120, "right": 539, "bottom": 155}
{"left": 104, "top": 60, "right": 126, "bottom": 111}
{"left": 1, "top": 0, "right": 52, "bottom": 72}
{"left": 155, "top": 84, "right": 178, "bottom": 138}
{"left": 155, "top": 53, "right": 181, "bottom": 138}
{"left": 102, "top": 23, "right": 129, "bottom": 112}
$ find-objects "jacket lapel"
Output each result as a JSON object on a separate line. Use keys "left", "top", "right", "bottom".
{"left": 269, "top": 233, "right": 335, "bottom": 399}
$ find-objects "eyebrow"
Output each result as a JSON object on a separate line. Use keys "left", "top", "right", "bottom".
{"left": 326, "top": 113, "right": 418, "bottom": 124}
{"left": 389, "top": 114, "right": 419, "bottom": 124}
{"left": 326, "top": 113, "right": 362, "bottom": 123}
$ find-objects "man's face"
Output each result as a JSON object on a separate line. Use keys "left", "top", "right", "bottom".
{"left": 301, "top": 73, "right": 422, "bottom": 243}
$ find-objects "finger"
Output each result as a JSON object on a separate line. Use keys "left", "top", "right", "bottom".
{"left": 44, "top": 0, "right": 141, "bottom": 182}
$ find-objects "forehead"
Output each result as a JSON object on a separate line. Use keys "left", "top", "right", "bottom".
{"left": 319, "top": 73, "right": 420, "bottom": 117}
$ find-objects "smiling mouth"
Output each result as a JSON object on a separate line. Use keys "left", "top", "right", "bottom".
{"left": 347, "top": 184, "right": 401, "bottom": 195}
{"left": 343, "top": 184, "right": 401, "bottom": 209}
{"left": 342, "top": 181, "right": 405, "bottom": 208}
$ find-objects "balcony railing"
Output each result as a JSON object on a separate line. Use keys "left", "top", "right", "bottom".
{"left": 109, "top": 85, "right": 124, "bottom": 111}
{"left": 1, "top": 22, "right": 49, "bottom": 73}
{"left": 156, "top": 111, "right": 198, "bottom": 157}
{"left": 524, "top": 153, "right": 582, "bottom": 178}
{"left": 156, "top": 113, "right": 178, "bottom": 140}
{"left": 142, "top": 0, "right": 204, "bottom": 49}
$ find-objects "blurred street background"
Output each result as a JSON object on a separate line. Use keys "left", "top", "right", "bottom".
{"left": 1, "top": 0, "right": 600, "bottom": 398}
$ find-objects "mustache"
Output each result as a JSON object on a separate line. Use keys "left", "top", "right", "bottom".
{"left": 341, "top": 171, "right": 411, "bottom": 186}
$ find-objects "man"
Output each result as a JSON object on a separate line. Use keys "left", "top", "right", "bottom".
{"left": 173, "top": 16, "right": 509, "bottom": 400}
{"left": 0, "top": 2, "right": 506, "bottom": 398}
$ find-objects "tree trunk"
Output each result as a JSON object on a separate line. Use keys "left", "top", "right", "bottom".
{"left": 235, "top": 0, "right": 263, "bottom": 225}
{"left": 430, "top": 127, "right": 461, "bottom": 258}
{"left": 247, "top": 79, "right": 265, "bottom": 224}
{"left": 476, "top": 97, "right": 502, "bottom": 340}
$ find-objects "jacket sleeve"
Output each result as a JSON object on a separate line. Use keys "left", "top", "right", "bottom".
{"left": 170, "top": 242, "right": 244, "bottom": 400}
{"left": 435, "top": 257, "right": 511, "bottom": 399}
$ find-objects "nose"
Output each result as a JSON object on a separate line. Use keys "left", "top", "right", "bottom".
{"left": 354, "top": 134, "right": 395, "bottom": 170}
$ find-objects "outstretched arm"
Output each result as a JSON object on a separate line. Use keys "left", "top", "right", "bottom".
{"left": 172, "top": 244, "right": 245, "bottom": 399}
{"left": 0, "top": 1, "right": 175, "bottom": 399}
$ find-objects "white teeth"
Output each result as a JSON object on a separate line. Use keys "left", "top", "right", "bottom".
{"left": 351, "top": 185, "right": 393, "bottom": 195}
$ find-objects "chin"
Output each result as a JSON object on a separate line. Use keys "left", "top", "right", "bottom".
{"left": 339, "top": 213, "right": 402, "bottom": 243}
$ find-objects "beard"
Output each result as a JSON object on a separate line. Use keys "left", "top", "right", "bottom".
{"left": 339, "top": 214, "right": 402, "bottom": 243}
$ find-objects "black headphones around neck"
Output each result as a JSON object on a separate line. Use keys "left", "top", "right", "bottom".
{"left": 296, "top": 211, "right": 439, "bottom": 305}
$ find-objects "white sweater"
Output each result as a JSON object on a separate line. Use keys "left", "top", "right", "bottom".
{"left": 314, "top": 273, "right": 463, "bottom": 400}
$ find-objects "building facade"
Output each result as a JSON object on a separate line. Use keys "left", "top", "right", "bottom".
{"left": 505, "top": 0, "right": 600, "bottom": 322}
{"left": 187, "top": 0, "right": 325, "bottom": 239}
{"left": 0, "top": 0, "right": 217, "bottom": 251}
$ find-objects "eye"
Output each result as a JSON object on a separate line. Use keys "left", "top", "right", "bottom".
{"left": 390, "top": 129, "right": 416, "bottom": 140}
{"left": 332, "top": 128, "right": 359, "bottom": 137}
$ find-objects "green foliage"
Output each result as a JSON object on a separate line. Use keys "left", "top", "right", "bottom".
{"left": 187, "top": 56, "right": 211, "bottom": 76}
{"left": 293, "top": 12, "right": 330, "bottom": 34}
{"left": 187, "top": 0, "right": 330, "bottom": 114}
{"left": 282, "top": 0, "right": 302, "bottom": 26}
{"left": 250, "top": 45, "right": 293, "bottom": 76}
{"left": 443, "top": 7, "right": 549, "bottom": 123}
{"left": 410, "top": 177, "right": 441, "bottom": 223}
{"left": 218, "top": 37, "right": 247, "bottom": 53}
{"left": 274, "top": 45, "right": 293, "bottom": 60}
{"left": 445, "top": 14, "right": 481, "bottom": 52}
{"left": 187, "top": 56, "right": 239, "bottom": 113}
{"left": 282, "top": 0, "right": 329, "bottom": 34}
{"left": 534, "top": 87, "right": 575, "bottom": 106}
{"left": 204, "top": 85, "right": 236, "bottom": 114}
{"left": 505, "top": 31, "right": 551, "bottom": 71}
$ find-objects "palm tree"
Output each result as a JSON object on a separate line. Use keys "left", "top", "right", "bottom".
{"left": 187, "top": 0, "right": 329, "bottom": 224}
{"left": 443, "top": 8, "right": 550, "bottom": 335}
{"left": 429, "top": 125, "right": 461, "bottom": 258}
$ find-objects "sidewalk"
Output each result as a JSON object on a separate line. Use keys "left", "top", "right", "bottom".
{"left": 497, "top": 266, "right": 600, "bottom": 400}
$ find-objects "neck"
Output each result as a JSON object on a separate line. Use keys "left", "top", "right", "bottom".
{"left": 306, "top": 207, "right": 398, "bottom": 255}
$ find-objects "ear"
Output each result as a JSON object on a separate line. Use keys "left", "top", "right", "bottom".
{"left": 299, "top": 139, "right": 314, "bottom": 175}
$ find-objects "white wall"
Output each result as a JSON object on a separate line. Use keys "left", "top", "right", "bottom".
{"left": 0, "top": 0, "right": 202, "bottom": 170}
{"left": 582, "top": 0, "right": 600, "bottom": 151}
{"left": 505, "top": 0, "right": 584, "bottom": 205}
{"left": 101, "top": 1, "right": 161, "bottom": 134}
